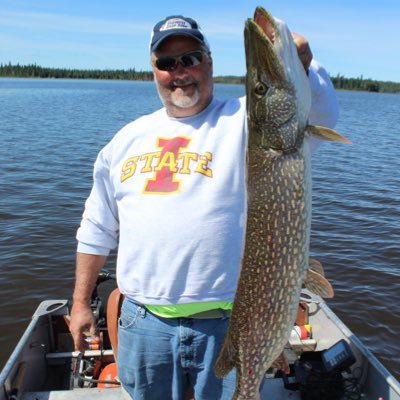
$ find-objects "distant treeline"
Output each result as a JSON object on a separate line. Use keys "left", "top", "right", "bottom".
{"left": 1, "top": 63, "right": 399, "bottom": 93}
{"left": 330, "top": 74, "right": 400, "bottom": 94}
{"left": 0, "top": 63, "right": 153, "bottom": 81}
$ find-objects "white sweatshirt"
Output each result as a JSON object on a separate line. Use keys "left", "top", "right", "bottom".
{"left": 77, "top": 97, "right": 248, "bottom": 304}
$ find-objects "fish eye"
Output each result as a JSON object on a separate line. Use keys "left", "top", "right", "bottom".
{"left": 254, "top": 82, "right": 268, "bottom": 96}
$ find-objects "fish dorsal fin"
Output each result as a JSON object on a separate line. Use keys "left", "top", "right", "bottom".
{"left": 303, "top": 259, "right": 334, "bottom": 298}
{"left": 307, "top": 125, "right": 352, "bottom": 143}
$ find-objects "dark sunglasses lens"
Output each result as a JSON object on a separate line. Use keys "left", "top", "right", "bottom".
{"left": 155, "top": 57, "right": 176, "bottom": 71}
{"left": 155, "top": 51, "right": 204, "bottom": 71}
{"left": 180, "top": 52, "right": 203, "bottom": 68}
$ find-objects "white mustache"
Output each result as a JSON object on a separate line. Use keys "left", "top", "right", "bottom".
{"left": 169, "top": 77, "right": 198, "bottom": 88}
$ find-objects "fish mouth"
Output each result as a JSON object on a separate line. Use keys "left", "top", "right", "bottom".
{"left": 244, "top": 8, "right": 286, "bottom": 87}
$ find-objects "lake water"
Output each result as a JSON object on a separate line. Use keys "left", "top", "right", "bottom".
{"left": 0, "top": 78, "right": 399, "bottom": 381}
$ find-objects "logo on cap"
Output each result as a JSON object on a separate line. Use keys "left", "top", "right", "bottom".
{"left": 160, "top": 18, "right": 193, "bottom": 31}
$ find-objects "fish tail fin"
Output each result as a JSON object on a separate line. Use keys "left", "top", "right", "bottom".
{"left": 307, "top": 125, "right": 352, "bottom": 144}
{"left": 214, "top": 334, "right": 235, "bottom": 378}
{"left": 303, "top": 258, "right": 334, "bottom": 298}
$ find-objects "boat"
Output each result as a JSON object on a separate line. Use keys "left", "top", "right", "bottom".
{"left": 1, "top": 271, "right": 399, "bottom": 400}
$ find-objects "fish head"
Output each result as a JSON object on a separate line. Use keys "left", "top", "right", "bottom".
{"left": 245, "top": 7, "right": 311, "bottom": 154}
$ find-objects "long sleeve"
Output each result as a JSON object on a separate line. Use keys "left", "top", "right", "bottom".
{"left": 76, "top": 146, "right": 119, "bottom": 255}
{"left": 308, "top": 59, "right": 339, "bottom": 129}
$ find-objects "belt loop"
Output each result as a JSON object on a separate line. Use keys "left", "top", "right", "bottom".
{"left": 138, "top": 304, "right": 147, "bottom": 318}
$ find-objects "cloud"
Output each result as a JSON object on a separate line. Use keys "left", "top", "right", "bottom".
{"left": 0, "top": 9, "right": 150, "bottom": 35}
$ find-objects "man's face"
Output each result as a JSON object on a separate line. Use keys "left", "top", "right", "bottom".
{"left": 151, "top": 36, "right": 213, "bottom": 118}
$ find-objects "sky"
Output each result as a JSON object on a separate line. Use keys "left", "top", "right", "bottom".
{"left": 0, "top": 0, "right": 399, "bottom": 82}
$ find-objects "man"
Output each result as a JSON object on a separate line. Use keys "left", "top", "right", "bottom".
{"left": 70, "top": 15, "right": 338, "bottom": 399}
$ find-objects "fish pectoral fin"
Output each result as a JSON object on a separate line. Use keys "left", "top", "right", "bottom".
{"left": 303, "top": 268, "right": 334, "bottom": 298}
{"left": 214, "top": 335, "right": 235, "bottom": 378}
{"left": 309, "top": 258, "right": 325, "bottom": 275}
{"left": 307, "top": 125, "right": 352, "bottom": 144}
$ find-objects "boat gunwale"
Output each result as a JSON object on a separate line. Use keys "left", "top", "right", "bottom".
{"left": 317, "top": 295, "right": 400, "bottom": 396}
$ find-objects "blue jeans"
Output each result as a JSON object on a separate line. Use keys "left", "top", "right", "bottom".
{"left": 117, "top": 298, "right": 236, "bottom": 400}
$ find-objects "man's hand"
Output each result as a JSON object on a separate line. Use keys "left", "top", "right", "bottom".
{"left": 292, "top": 32, "right": 313, "bottom": 72}
{"left": 69, "top": 252, "right": 106, "bottom": 352}
{"left": 69, "top": 301, "right": 99, "bottom": 352}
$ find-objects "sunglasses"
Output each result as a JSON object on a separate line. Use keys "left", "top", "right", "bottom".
{"left": 153, "top": 50, "right": 206, "bottom": 71}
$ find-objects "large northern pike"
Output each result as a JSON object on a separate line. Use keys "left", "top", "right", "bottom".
{"left": 214, "top": 7, "right": 350, "bottom": 399}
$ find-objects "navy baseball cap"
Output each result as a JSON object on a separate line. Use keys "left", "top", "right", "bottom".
{"left": 150, "top": 15, "right": 210, "bottom": 52}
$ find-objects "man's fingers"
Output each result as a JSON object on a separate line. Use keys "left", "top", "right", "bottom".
{"left": 69, "top": 302, "right": 97, "bottom": 352}
{"left": 70, "top": 323, "right": 89, "bottom": 352}
{"left": 71, "top": 326, "right": 99, "bottom": 352}
{"left": 89, "top": 324, "right": 99, "bottom": 341}
{"left": 291, "top": 31, "right": 313, "bottom": 72}
{"left": 72, "top": 331, "right": 87, "bottom": 352}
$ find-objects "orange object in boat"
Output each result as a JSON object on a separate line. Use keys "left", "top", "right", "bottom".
{"left": 97, "top": 363, "right": 119, "bottom": 388}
